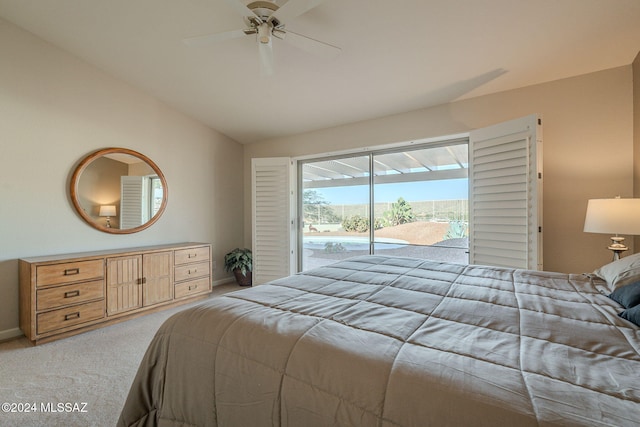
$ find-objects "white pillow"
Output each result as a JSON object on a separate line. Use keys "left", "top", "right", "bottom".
{"left": 593, "top": 252, "right": 640, "bottom": 291}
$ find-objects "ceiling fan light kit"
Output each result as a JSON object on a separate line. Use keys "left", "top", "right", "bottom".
{"left": 183, "top": 0, "right": 341, "bottom": 76}
{"left": 258, "top": 23, "right": 271, "bottom": 44}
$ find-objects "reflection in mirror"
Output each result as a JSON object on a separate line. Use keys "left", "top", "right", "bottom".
{"left": 70, "top": 148, "right": 167, "bottom": 234}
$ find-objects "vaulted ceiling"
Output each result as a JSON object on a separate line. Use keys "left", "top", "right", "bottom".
{"left": 1, "top": 0, "right": 639, "bottom": 144}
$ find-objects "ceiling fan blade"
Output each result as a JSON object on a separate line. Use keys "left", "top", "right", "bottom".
{"left": 269, "top": 0, "right": 324, "bottom": 24}
{"left": 282, "top": 29, "right": 341, "bottom": 58}
{"left": 224, "top": 0, "right": 261, "bottom": 20}
{"left": 258, "top": 40, "right": 274, "bottom": 77}
{"left": 183, "top": 29, "right": 250, "bottom": 47}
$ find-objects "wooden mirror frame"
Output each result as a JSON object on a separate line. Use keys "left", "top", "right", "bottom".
{"left": 70, "top": 148, "right": 168, "bottom": 234}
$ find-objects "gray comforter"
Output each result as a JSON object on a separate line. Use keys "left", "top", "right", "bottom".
{"left": 118, "top": 255, "right": 640, "bottom": 426}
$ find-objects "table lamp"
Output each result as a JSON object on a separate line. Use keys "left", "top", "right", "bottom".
{"left": 584, "top": 197, "right": 640, "bottom": 261}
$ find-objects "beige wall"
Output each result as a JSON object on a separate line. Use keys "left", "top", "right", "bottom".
{"left": 634, "top": 52, "right": 640, "bottom": 250}
{"left": 77, "top": 156, "right": 127, "bottom": 229}
{"left": 0, "top": 18, "right": 244, "bottom": 339}
{"left": 244, "top": 65, "right": 635, "bottom": 275}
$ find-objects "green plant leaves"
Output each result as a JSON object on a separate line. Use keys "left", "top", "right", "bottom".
{"left": 224, "top": 248, "right": 252, "bottom": 274}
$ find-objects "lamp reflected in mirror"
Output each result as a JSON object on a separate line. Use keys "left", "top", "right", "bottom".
{"left": 99, "top": 205, "right": 116, "bottom": 228}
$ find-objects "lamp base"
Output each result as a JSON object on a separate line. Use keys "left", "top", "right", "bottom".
{"left": 608, "top": 236, "right": 628, "bottom": 261}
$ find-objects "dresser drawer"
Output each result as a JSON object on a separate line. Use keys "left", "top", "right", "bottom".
{"left": 174, "top": 246, "right": 210, "bottom": 265}
{"left": 174, "top": 277, "right": 210, "bottom": 299}
{"left": 36, "top": 259, "right": 104, "bottom": 287}
{"left": 37, "top": 300, "right": 105, "bottom": 335}
{"left": 175, "top": 261, "right": 210, "bottom": 282}
{"left": 36, "top": 280, "right": 104, "bottom": 311}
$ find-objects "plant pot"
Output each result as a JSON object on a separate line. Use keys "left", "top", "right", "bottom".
{"left": 233, "top": 269, "right": 252, "bottom": 286}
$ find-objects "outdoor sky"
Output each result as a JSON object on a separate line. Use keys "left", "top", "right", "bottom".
{"left": 311, "top": 178, "right": 469, "bottom": 204}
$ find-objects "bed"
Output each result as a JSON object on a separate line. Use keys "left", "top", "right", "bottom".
{"left": 117, "top": 255, "right": 640, "bottom": 426}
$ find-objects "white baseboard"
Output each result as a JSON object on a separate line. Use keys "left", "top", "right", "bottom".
{"left": 0, "top": 327, "right": 23, "bottom": 342}
{"left": 212, "top": 277, "right": 236, "bottom": 287}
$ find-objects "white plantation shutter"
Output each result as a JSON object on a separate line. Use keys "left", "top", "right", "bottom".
{"left": 120, "top": 176, "right": 149, "bottom": 229}
{"left": 252, "top": 158, "right": 293, "bottom": 284}
{"left": 469, "top": 115, "right": 543, "bottom": 269}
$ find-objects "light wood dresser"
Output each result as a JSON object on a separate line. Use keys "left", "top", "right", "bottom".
{"left": 19, "top": 243, "right": 212, "bottom": 345}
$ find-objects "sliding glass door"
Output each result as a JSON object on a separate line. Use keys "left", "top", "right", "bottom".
{"left": 301, "top": 155, "right": 371, "bottom": 270}
{"left": 299, "top": 140, "right": 469, "bottom": 271}
{"left": 372, "top": 144, "right": 469, "bottom": 263}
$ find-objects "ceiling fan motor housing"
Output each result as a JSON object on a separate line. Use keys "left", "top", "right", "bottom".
{"left": 244, "top": 1, "right": 282, "bottom": 28}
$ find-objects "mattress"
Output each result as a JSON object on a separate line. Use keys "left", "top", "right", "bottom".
{"left": 118, "top": 255, "right": 640, "bottom": 426}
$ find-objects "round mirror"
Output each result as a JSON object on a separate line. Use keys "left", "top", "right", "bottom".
{"left": 70, "top": 148, "right": 168, "bottom": 234}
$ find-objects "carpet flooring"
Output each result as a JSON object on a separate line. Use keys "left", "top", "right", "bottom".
{"left": 0, "top": 283, "right": 239, "bottom": 427}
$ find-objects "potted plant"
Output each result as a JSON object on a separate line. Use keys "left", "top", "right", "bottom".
{"left": 224, "top": 248, "right": 252, "bottom": 286}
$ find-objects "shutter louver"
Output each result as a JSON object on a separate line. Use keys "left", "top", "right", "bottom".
{"left": 252, "top": 158, "right": 291, "bottom": 284}
{"left": 120, "top": 176, "right": 146, "bottom": 229}
{"left": 469, "top": 115, "right": 542, "bottom": 270}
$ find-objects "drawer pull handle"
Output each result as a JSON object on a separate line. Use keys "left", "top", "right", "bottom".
{"left": 64, "top": 268, "right": 80, "bottom": 276}
{"left": 189, "top": 269, "right": 197, "bottom": 275}
{"left": 188, "top": 253, "right": 197, "bottom": 258}
{"left": 64, "top": 290, "right": 80, "bottom": 298}
{"left": 64, "top": 312, "right": 80, "bottom": 321}
{"left": 189, "top": 284, "right": 198, "bottom": 291}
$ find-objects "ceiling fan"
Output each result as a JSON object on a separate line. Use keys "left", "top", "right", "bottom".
{"left": 183, "top": 0, "right": 341, "bottom": 76}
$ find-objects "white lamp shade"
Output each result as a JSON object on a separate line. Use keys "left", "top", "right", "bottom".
{"left": 99, "top": 205, "right": 116, "bottom": 217}
{"left": 584, "top": 198, "right": 640, "bottom": 235}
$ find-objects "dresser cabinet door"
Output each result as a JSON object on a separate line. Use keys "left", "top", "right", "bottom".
{"left": 106, "top": 255, "right": 143, "bottom": 315}
{"left": 143, "top": 251, "right": 173, "bottom": 306}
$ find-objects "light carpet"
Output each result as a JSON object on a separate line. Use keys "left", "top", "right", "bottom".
{"left": 0, "top": 283, "right": 238, "bottom": 427}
